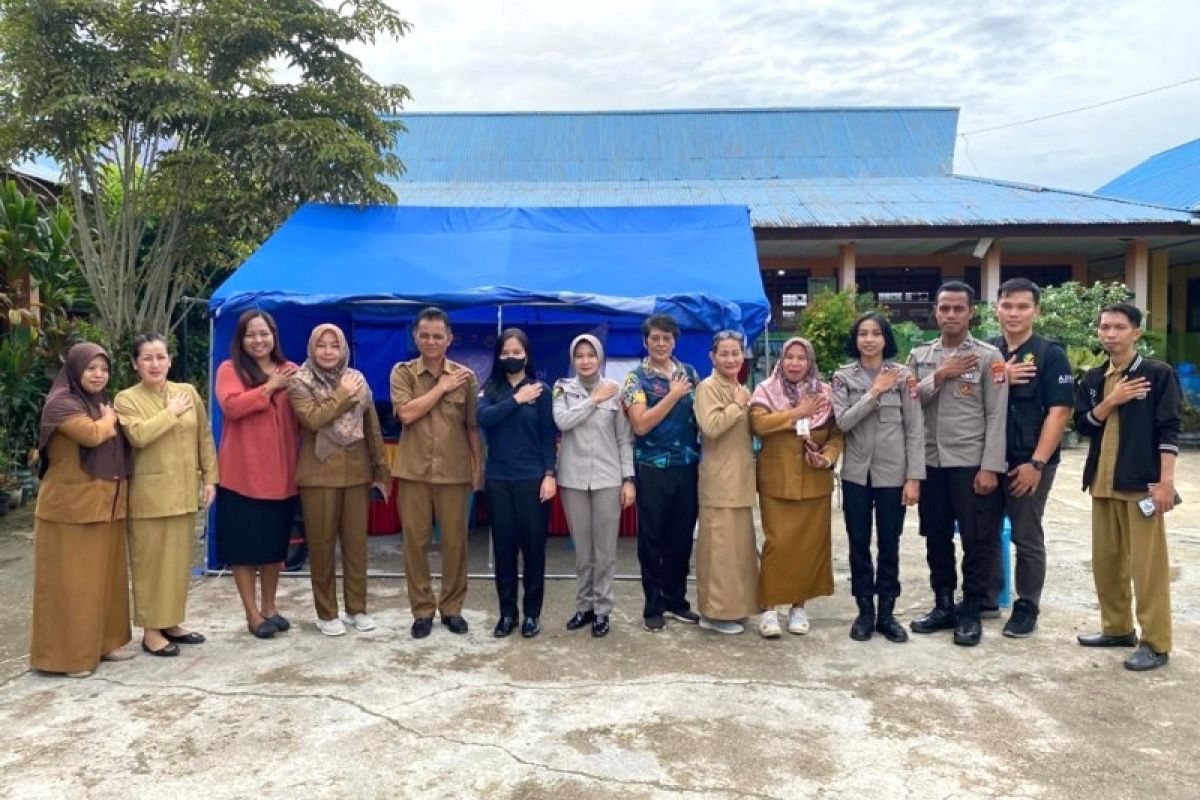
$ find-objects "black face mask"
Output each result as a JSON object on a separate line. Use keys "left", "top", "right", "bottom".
{"left": 499, "top": 357, "right": 526, "bottom": 374}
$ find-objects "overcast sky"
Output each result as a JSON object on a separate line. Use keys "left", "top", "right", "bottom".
{"left": 347, "top": 0, "right": 1200, "bottom": 194}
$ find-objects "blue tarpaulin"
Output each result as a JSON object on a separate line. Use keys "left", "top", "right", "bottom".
{"left": 204, "top": 203, "right": 768, "bottom": 568}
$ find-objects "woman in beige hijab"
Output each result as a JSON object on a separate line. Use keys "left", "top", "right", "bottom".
{"left": 288, "top": 324, "right": 389, "bottom": 636}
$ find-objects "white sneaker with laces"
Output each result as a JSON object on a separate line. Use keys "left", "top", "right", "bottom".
{"left": 787, "top": 605, "right": 810, "bottom": 635}
{"left": 699, "top": 616, "right": 745, "bottom": 635}
{"left": 340, "top": 612, "right": 377, "bottom": 632}
{"left": 316, "top": 617, "right": 347, "bottom": 636}
{"left": 758, "top": 611, "right": 782, "bottom": 639}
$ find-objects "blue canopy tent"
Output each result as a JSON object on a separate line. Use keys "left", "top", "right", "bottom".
{"left": 205, "top": 203, "right": 769, "bottom": 569}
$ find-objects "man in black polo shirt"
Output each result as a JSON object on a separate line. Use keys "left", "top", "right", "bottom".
{"left": 988, "top": 278, "right": 1074, "bottom": 637}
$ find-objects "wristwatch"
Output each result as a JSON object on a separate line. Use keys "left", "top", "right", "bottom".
{"left": 1030, "top": 459, "right": 1046, "bottom": 472}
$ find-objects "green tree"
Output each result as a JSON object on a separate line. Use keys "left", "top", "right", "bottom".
{"left": 0, "top": 0, "right": 411, "bottom": 345}
{"left": 972, "top": 280, "right": 1159, "bottom": 366}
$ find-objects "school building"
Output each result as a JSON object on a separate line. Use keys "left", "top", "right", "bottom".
{"left": 385, "top": 107, "right": 1200, "bottom": 362}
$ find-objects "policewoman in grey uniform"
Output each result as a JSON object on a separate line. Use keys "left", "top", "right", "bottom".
{"left": 905, "top": 281, "right": 1008, "bottom": 647}
{"left": 833, "top": 312, "right": 925, "bottom": 644}
{"left": 553, "top": 334, "right": 636, "bottom": 638}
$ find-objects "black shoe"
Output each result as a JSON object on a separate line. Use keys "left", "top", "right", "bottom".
{"left": 1077, "top": 631, "right": 1138, "bottom": 647}
{"left": 665, "top": 608, "right": 699, "bottom": 625}
{"left": 141, "top": 640, "right": 180, "bottom": 657}
{"left": 267, "top": 613, "right": 291, "bottom": 632}
{"left": 1002, "top": 599, "right": 1039, "bottom": 638}
{"left": 911, "top": 590, "right": 957, "bottom": 634}
{"left": 643, "top": 614, "right": 666, "bottom": 632}
{"left": 566, "top": 611, "right": 596, "bottom": 631}
{"left": 849, "top": 595, "right": 874, "bottom": 641}
{"left": 441, "top": 615, "right": 469, "bottom": 635}
{"left": 875, "top": 596, "right": 909, "bottom": 643}
{"left": 493, "top": 616, "right": 517, "bottom": 638}
{"left": 411, "top": 617, "right": 434, "bottom": 639}
{"left": 592, "top": 615, "right": 610, "bottom": 638}
{"left": 248, "top": 620, "right": 278, "bottom": 639}
{"left": 521, "top": 617, "right": 540, "bottom": 638}
{"left": 1124, "top": 645, "right": 1169, "bottom": 671}
{"left": 162, "top": 630, "right": 206, "bottom": 645}
{"left": 953, "top": 599, "right": 982, "bottom": 647}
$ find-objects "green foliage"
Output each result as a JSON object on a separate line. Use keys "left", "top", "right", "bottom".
{"left": 0, "top": 0, "right": 412, "bottom": 344}
{"left": 1179, "top": 402, "right": 1200, "bottom": 434}
{"left": 973, "top": 281, "right": 1156, "bottom": 356}
{"left": 795, "top": 286, "right": 883, "bottom": 379}
{"left": 0, "top": 180, "right": 97, "bottom": 465}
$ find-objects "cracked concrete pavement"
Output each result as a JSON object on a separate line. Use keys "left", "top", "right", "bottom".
{"left": 0, "top": 448, "right": 1197, "bottom": 799}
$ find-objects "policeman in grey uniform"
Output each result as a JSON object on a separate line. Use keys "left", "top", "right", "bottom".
{"left": 833, "top": 312, "right": 925, "bottom": 644}
{"left": 906, "top": 280, "right": 1008, "bottom": 646}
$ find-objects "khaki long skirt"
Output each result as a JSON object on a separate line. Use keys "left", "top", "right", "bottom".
{"left": 696, "top": 506, "right": 760, "bottom": 620}
{"left": 129, "top": 514, "right": 196, "bottom": 629}
{"left": 30, "top": 519, "right": 131, "bottom": 674}
{"left": 758, "top": 494, "right": 834, "bottom": 608}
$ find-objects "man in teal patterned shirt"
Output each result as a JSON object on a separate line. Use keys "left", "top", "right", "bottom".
{"left": 622, "top": 314, "right": 701, "bottom": 632}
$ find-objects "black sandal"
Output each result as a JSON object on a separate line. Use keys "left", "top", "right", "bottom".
{"left": 162, "top": 630, "right": 206, "bottom": 645}
{"left": 248, "top": 620, "right": 278, "bottom": 639}
{"left": 141, "top": 640, "right": 180, "bottom": 657}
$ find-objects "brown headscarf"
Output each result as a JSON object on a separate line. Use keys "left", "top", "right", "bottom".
{"left": 38, "top": 342, "right": 131, "bottom": 480}
{"left": 291, "top": 323, "right": 369, "bottom": 461}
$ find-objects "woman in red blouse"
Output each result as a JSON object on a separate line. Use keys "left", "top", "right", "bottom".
{"left": 215, "top": 310, "right": 300, "bottom": 638}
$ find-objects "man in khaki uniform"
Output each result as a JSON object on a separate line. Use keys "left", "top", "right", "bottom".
{"left": 906, "top": 281, "right": 1008, "bottom": 646}
{"left": 1074, "top": 303, "right": 1181, "bottom": 671}
{"left": 390, "top": 307, "right": 484, "bottom": 639}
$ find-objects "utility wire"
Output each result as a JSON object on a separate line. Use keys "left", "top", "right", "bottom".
{"left": 960, "top": 75, "right": 1200, "bottom": 136}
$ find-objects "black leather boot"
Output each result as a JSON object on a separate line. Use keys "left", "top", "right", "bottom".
{"left": 953, "top": 597, "right": 982, "bottom": 647}
{"left": 875, "top": 596, "right": 909, "bottom": 643}
{"left": 849, "top": 596, "right": 874, "bottom": 641}
{"left": 910, "top": 590, "right": 957, "bottom": 634}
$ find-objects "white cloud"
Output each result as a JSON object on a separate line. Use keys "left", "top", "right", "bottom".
{"left": 347, "top": 0, "right": 1200, "bottom": 191}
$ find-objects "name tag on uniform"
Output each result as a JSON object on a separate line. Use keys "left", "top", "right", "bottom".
{"left": 795, "top": 418, "right": 811, "bottom": 437}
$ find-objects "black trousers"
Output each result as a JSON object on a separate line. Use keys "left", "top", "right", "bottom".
{"left": 842, "top": 478, "right": 906, "bottom": 598}
{"left": 917, "top": 465, "right": 1003, "bottom": 602}
{"left": 635, "top": 463, "right": 699, "bottom": 618}
{"left": 486, "top": 478, "right": 548, "bottom": 619}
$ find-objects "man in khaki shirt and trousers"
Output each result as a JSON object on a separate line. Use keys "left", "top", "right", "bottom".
{"left": 390, "top": 307, "right": 484, "bottom": 639}
{"left": 906, "top": 281, "right": 1008, "bottom": 647}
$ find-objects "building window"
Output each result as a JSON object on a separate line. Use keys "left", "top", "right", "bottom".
{"left": 761, "top": 269, "right": 811, "bottom": 330}
{"left": 857, "top": 267, "right": 941, "bottom": 326}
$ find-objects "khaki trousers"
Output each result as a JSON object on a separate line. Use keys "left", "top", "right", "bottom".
{"left": 1091, "top": 497, "right": 1173, "bottom": 653}
{"left": 128, "top": 514, "right": 195, "bottom": 629}
{"left": 300, "top": 485, "right": 370, "bottom": 621}
{"left": 398, "top": 480, "right": 471, "bottom": 618}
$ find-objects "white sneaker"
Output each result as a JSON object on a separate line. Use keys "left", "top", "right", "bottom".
{"left": 699, "top": 616, "right": 745, "bottom": 635}
{"left": 787, "top": 606, "right": 810, "bottom": 635}
{"left": 340, "top": 612, "right": 377, "bottom": 632}
{"left": 316, "top": 617, "right": 347, "bottom": 636}
{"left": 758, "top": 611, "right": 782, "bottom": 639}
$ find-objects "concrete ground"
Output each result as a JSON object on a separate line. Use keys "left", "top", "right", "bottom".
{"left": 1, "top": 448, "right": 1197, "bottom": 799}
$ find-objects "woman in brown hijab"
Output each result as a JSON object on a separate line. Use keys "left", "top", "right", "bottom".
{"left": 30, "top": 342, "right": 135, "bottom": 677}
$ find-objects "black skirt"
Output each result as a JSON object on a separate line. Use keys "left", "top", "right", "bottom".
{"left": 216, "top": 486, "right": 297, "bottom": 566}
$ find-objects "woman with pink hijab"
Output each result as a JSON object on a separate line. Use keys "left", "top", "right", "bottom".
{"left": 749, "top": 337, "right": 843, "bottom": 639}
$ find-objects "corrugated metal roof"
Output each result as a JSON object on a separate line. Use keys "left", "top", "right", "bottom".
{"left": 386, "top": 175, "right": 1194, "bottom": 228}
{"left": 1095, "top": 137, "right": 1200, "bottom": 211}
{"left": 390, "top": 108, "right": 958, "bottom": 182}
